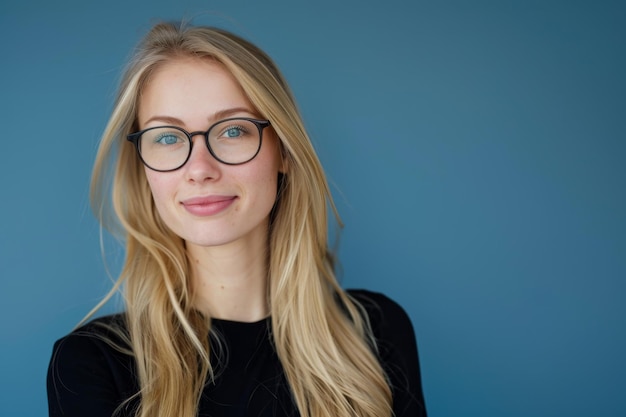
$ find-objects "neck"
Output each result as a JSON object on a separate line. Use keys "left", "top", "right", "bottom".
{"left": 187, "top": 225, "right": 270, "bottom": 323}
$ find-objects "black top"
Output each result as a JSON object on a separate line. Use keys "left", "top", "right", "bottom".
{"left": 47, "top": 290, "right": 427, "bottom": 416}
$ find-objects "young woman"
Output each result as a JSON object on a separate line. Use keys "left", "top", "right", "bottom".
{"left": 47, "top": 22, "right": 427, "bottom": 417}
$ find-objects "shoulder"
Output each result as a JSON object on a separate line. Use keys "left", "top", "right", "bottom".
{"left": 347, "top": 289, "right": 428, "bottom": 416}
{"left": 50, "top": 314, "right": 130, "bottom": 358}
{"left": 48, "top": 313, "right": 132, "bottom": 382}
{"left": 47, "top": 314, "right": 137, "bottom": 417}
{"left": 346, "top": 289, "right": 414, "bottom": 337}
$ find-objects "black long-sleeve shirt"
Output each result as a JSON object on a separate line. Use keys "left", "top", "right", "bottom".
{"left": 47, "top": 289, "right": 427, "bottom": 416}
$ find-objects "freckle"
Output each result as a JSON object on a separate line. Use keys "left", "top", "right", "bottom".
{"left": 220, "top": 285, "right": 225, "bottom": 290}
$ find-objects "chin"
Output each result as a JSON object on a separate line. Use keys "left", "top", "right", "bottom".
{"left": 181, "top": 228, "right": 253, "bottom": 249}
{"left": 184, "top": 234, "right": 235, "bottom": 248}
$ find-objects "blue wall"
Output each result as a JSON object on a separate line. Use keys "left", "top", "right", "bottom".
{"left": 1, "top": 1, "right": 624, "bottom": 416}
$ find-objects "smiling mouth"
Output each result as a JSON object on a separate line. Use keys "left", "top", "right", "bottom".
{"left": 181, "top": 196, "right": 237, "bottom": 216}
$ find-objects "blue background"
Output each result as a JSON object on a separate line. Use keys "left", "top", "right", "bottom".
{"left": 1, "top": 1, "right": 624, "bottom": 416}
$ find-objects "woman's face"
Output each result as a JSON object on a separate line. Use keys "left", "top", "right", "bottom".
{"left": 137, "top": 58, "right": 284, "bottom": 250}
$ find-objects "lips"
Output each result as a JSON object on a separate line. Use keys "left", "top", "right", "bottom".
{"left": 180, "top": 195, "right": 237, "bottom": 216}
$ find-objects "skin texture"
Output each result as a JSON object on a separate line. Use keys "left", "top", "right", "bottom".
{"left": 138, "top": 58, "right": 285, "bottom": 321}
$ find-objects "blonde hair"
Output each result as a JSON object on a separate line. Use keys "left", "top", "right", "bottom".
{"left": 89, "top": 22, "right": 392, "bottom": 417}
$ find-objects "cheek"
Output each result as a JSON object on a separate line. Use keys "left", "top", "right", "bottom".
{"left": 248, "top": 157, "right": 281, "bottom": 198}
{"left": 144, "top": 170, "right": 176, "bottom": 211}
{"left": 239, "top": 169, "right": 277, "bottom": 204}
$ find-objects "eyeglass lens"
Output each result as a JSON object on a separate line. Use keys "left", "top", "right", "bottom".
{"left": 137, "top": 118, "right": 262, "bottom": 170}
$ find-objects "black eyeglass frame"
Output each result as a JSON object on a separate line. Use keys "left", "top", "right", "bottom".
{"left": 126, "top": 117, "right": 271, "bottom": 172}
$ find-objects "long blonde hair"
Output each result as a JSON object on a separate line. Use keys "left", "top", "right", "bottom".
{"left": 89, "top": 22, "right": 392, "bottom": 417}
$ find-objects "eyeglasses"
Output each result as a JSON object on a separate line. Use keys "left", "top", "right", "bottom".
{"left": 127, "top": 117, "right": 271, "bottom": 172}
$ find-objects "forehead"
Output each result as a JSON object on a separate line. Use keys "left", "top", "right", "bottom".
{"left": 138, "top": 57, "right": 254, "bottom": 126}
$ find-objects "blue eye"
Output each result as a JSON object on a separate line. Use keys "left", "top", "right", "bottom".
{"left": 154, "top": 133, "right": 182, "bottom": 145}
{"left": 219, "top": 124, "right": 252, "bottom": 140}
{"left": 224, "top": 126, "right": 244, "bottom": 138}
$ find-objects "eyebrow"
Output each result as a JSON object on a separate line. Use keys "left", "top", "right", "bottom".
{"left": 143, "top": 107, "right": 258, "bottom": 127}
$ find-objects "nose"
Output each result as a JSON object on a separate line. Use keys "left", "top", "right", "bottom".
{"left": 183, "top": 135, "right": 221, "bottom": 183}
